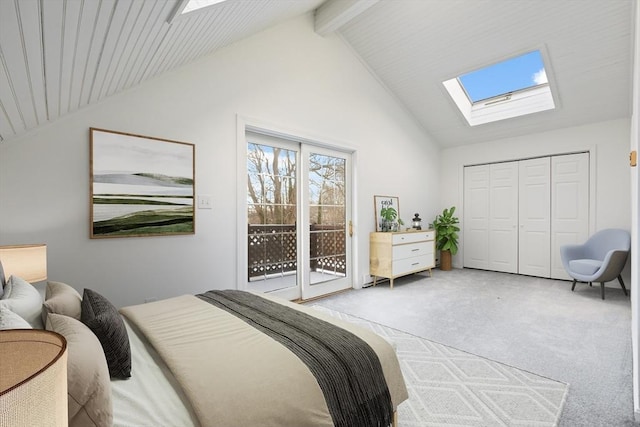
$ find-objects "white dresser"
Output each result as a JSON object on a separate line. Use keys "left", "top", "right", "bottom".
{"left": 369, "top": 230, "right": 435, "bottom": 289}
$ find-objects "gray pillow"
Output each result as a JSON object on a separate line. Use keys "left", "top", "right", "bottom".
{"left": 0, "top": 275, "right": 43, "bottom": 329}
{"left": 81, "top": 288, "right": 131, "bottom": 379}
{"left": 0, "top": 306, "right": 32, "bottom": 329}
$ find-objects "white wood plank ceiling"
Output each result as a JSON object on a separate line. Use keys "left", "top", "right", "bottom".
{"left": 0, "top": 0, "right": 635, "bottom": 147}
{"left": 0, "top": 0, "right": 324, "bottom": 142}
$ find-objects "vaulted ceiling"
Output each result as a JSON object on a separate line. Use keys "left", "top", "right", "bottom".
{"left": 0, "top": 0, "right": 635, "bottom": 147}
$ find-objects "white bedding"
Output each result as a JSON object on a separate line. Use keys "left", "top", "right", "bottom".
{"left": 113, "top": 293, "right": 408, "bottom": 427}
{"left": 111, "top": 318, "right": 199, "bottom": 427}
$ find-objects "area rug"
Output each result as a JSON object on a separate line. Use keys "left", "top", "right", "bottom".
{"left": 312, "top": 305, "right": 569, "bottom": 427}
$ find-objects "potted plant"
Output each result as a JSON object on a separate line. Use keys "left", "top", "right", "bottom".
{"left": 380, "top": 206, "right": 398, "bottom": 232}
{"left": 431, "top": 206, "right": 460, "bottom": 271}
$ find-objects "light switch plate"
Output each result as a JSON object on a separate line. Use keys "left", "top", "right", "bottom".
{"left": 197, "top": 194, "right": 212, "bottom": 209}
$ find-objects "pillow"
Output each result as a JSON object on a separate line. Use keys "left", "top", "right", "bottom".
{"left": 0, "top": 275, "right": 43, "bottom": 329}
{"left": 0, "top": 261, "right": 5, "bottom": 297}
{"left": 46, "top": 313, "right": 113, "bottom": 427}
{"left": 42, "top": 281, "right": 83, "bottom": 324}
{"left": 0, "top": 306, "right": 32, "bottom": 329}
{"left": 81, "top": 288, "right": 131, "bottom": 379}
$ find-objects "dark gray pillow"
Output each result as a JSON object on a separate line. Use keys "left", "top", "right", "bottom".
{"left": 81, "top": 288, "right": 131, "bottom": 379}
{"left": 0, "top": 261, "right": 5, "bottom": 297}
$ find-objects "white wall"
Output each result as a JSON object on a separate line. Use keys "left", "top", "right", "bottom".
{"left": 440, "top": 118, "right": 632, "bottom": 274}
{"left": 0, "top": 14, "right": 440, "bottom": 308}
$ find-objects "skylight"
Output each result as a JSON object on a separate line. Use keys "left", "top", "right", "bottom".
{"left": 181, "top": 0, "right": 228, "bottom": 15}
{"left": 459, "top": 51, "right": 547, "bottom": 103}
{"left": 443, "top": 50, "right": 555, "bottom": 126}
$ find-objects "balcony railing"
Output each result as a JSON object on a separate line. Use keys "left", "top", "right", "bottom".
{"left": 248, "top": 224, "right": 346, "bottom": 279}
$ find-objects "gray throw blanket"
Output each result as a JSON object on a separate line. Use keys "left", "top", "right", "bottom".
{"left": 197, "top": 290, "right": 393, "bottom": 427}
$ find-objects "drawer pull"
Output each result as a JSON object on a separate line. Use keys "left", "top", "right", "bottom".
{"left": 411, "top": 262, "right": 420, "bottom": 266}
{"left": 411, "top": 248, "right": 420, "bottom": 252}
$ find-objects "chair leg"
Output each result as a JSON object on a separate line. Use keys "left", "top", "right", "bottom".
{"left": 601, "top": 282, "right": 605, "bottom": 300}
{"left": 571, "top": 279, "right": 577, "bottom": 291}
{"left": 618, "top": 275, "right": 628, "bottom": 296}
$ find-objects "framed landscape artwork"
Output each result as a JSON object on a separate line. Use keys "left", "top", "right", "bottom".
{"left": 90, "top": 128, "right": 195, "bottom": 238}
{"left": 374, "top": 195, "right": 400, "bottom": 232}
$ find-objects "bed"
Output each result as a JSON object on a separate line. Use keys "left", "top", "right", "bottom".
{"left": 0, "top": 274, "right": 408, "bottom": 427}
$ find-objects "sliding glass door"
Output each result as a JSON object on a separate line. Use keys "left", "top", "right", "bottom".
{"left": 245, "top": 132, "right": 351, "bottom": 300}
{"left": 302, "top": 145, "right": 351, "bottom": 299}
{"left": 246, "top": 135, "right": 298, "bottom": 296}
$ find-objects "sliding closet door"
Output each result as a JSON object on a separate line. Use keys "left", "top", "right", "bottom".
{"left": 518, "top": 158, "right": 551, "bottom": 277}
{"left": 464, "top": 153, "right": 588, "bottom": 279}
{"left": 550, "top": 153, "right": 589, "bottom": 280}
{"left": 463, "top": 165, "right": 490, "bottom": 269}
{"left": 488, "top": 162, "right": 518, "bottom": 273}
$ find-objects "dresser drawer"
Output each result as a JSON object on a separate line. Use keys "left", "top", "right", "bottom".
{"left": 392, "top": 242, "right": 434, "bottom": 260}
{"left": 392, "top": 231, "right": 434, "bottom": 245}
{"left": 393, "top": 255, "right": 432, "bottom": 276}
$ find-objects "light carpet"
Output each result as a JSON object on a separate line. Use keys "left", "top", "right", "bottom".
{"left": 312, "top": 305, "right": 569, "bottom": 427}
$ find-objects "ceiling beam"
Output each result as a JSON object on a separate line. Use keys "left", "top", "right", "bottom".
{"left": 314, "top": 0, "right": 379, "bottom": 37}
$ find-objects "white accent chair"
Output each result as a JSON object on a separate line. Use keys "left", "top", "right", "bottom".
{"left": 560, "top": 229, "right": 630, "bottom": 300}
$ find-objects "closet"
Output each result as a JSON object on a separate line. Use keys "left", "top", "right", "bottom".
{"left": 463, "top": 152, "right": 589, "bottom": 280}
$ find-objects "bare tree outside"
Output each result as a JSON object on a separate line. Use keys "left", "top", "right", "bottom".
{"left": 247, "top": 143, "right": 297, "bottom": 283}
{"left": 309, "top": 153, "right": 345, "bottom": 226}
{"left": 309, "top": 153, "right": 346, "bottom": 283}
{"left": 247, "top": 143, "right": 296, "bottom": 225}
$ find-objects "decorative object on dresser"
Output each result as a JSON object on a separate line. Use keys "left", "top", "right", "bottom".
{"left": 431, "top": 207, "right": 460, "bottom": 271}
{"left": 90, "top": 128, "right": 195, "bottom": 239}
{"left": 380, "top": 207, "right": 397, "bottom": 230}
{"left": 0, "top": 329, "right": 68, "bottom": 426}
{"left": 374, "top": 195, "right": 400, "bottom": 232}
{"left": 369, "top": 230, "right": 435, "bottom": 289}
{"left": 411, "top": 213, "right": 422, "bottom": 230}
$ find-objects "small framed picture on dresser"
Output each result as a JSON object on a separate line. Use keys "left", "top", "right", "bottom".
{"left": 374, "top": 195, "right": 400, "bottom": 232}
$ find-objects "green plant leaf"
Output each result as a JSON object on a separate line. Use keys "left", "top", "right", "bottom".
{"left": 433, "top": 206, "right": 459, "bottom": 255}
{"left": 380, "top": 206, "right": 398, "bottom": 221}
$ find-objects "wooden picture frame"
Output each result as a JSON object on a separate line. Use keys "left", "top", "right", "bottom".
{"left": 374, "top": 195, "right": 400, "bottom": 232}
{"left": 90, "top": 128, "right": 195, "bottom": 238}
